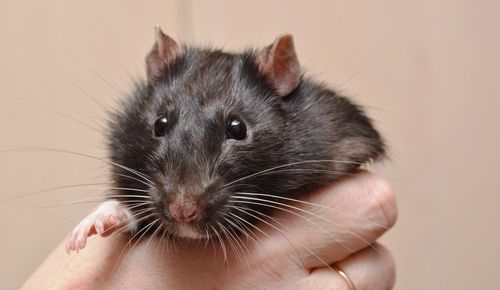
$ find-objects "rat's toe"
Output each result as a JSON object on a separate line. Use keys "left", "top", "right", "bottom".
{"left": 95, "top": 220, "right": 105, "bottom": 235}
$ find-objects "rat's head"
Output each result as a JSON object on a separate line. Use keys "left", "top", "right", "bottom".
{"left": 107, "top": 28, "right": 384, "bottom": 239}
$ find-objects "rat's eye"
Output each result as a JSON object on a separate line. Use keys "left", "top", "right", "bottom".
{"left": 154, "top": 116, "right": 170, "bottom": 137}
{"left": 226, "top": 117, "right": 247, "bottom": 140}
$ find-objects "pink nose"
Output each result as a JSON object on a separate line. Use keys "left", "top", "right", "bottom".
{"left": 169, "top": 203, "right": 200, "bottom": 223}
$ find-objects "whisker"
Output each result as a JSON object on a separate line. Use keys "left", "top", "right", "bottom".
{"left": 201, "top": 228, "right": 209, "bottom": 250}
{"left": 0, "top": 182, "right": 112, "bottom": 204}
{"left": 231, "top": 195, "right": 380, "bottom": 253}
{"left": 235, "top": 191, "right": 389, "bottom": 230}
{"left": 65, "top": 50, "right": 122, "bottom": 94}
{"left": 0, "top": 96, "right": 105, "bottom": 135}
{"left": 211, "top": 142, "right": 236, "bottom": 178}
{"left": 18, "top": 189, "right": 152, "bottom": 208}
{"left": 227, "top": 211, "right": 273, "bottom": 244}
{"left": 49, "top": 63, "right": 108, "bottom": 111}
{"left": 225, "top": 218, "right": 252, "bottom": 255}
{"left": 231, "top": 195, "right": 382, "bottom": 254}
{"left": 143, "top": 219, "right": 164, "bottom": 253}
{"left": 224, "top": 220, "right": 253, "bottom": 269}
{"left": 88, "top": 194, "right": 151, "bottom": 200}
{"left": 227, "top": 208, "right": 305, "bottom": 271}
{"left": 0, "top": 147, "right": 155, "bottom": 187}
{"left": 229, "top": 197, "right": 354, "bottom": 253}
{"left": 99, "top": 207, "right": 156, "bottom": 236}
{"left": 253, "top": 168, "right": 353, "bottom": 177}
{"left": 210, "top": 224, "right": 228, "bottom": 264}
{"left": 217, "top": 221, "right": 245, "bottom": 268}
{"left": 222, "top": 159, "right": 363, "bottom": 189}
{"left": 222, "top": 216, "right": 258, "bottom": 272}
{"left": 336, "top": 47, "right": 379, "bottom": 89}
{"left": 124, "top": 201, "right": 155, "bottom": 211}
{"left": 110, "top": 173, "right": 155, "bottom": 188}
{"left": 231, "top": 205, "right": 335, "bottom": 273}
{"left": 225, "top": 215, "right": 254, "bottom": 245}
{"left": 113, "top": 214, "right": 159, "bottom": 271}
{"left": 32, "top": 198, "right": 154, "bottom": 209}
{"left": 223, "top": 216, "right": 255, "bottom": 253}
{"left": 224, "top": 212, "right": 289, "bottom": 277}
{"left": 225, "top": 215, "right": 255, "bottom": 246}
{"left": 155, "top": 226, "right": 168, "bottom": 257}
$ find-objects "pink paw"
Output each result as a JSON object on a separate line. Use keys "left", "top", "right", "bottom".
{"left": 66, "top": 200, "right": 130, "bottom": 254}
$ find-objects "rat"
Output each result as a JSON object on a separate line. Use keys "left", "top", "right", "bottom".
{"left": 66, "top": 27, "right": 385, "bottom": 253}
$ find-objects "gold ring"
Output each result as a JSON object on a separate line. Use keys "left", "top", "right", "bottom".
{"left": 332, "top": 264, "right": 355, "bottom": 290}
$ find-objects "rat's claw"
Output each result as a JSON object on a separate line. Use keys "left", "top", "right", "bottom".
{"left": 66, "top": 225, "right": 81, "bottom": 254}
{"left": 95, "top": 220, "right": 105, "bottom": 235}
{"left": 65, "top": 199, "right": 132, "bottom": 254}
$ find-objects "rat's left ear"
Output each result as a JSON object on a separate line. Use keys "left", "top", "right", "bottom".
{"left": 256, "top": 35, "right": 301, "bottom": 97}
{"left": 146, "top": 26, "right": 181, "bottom": 84}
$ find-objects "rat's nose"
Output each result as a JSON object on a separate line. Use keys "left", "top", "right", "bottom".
{"left": 169, "top": 202, "right": 200, "bottom": 223}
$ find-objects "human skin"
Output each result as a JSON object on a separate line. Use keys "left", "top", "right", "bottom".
{"left": 23, "top": 171, "right": 397, "bottom": 290}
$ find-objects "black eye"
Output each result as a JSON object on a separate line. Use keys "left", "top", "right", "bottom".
{"left": 226, "top": 117, "right": 247, "bottom": 140}
{"left": 154, "top": 116, "right": 170, "bottom": 137}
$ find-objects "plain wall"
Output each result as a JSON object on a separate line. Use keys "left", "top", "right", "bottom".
{"left": 1, "top": 0, "right": 499, "bottom": 289}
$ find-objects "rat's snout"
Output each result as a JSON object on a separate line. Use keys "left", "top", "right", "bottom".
{"left": 168, "top": 198, "right": 201, "bottom": 223}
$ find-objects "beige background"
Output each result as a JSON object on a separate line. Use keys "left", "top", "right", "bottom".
{"left": 1, "top": 0, "right": 499, "bottom": 289}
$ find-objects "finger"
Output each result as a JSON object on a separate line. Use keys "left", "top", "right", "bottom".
{"left": 300, "top": 243, "right": 396, "bottom": 290}
{"left": 258, "top": 171, "right": 397, "bottom": 268}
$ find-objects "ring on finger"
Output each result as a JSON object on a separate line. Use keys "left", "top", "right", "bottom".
{"left": 332, "top": 264, "right": 355, "bottom": 290}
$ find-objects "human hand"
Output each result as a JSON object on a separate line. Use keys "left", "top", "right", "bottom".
{"left": 23, "top": 171, "right": 397, "bottom": 290}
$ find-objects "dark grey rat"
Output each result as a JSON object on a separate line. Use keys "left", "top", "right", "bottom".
{"left": 66, "top": 27, "right": 384, "bottom": 253}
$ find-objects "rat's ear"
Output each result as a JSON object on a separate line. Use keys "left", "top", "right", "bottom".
{"left": 256, "top": 35, "right": 301, "bottom": 97}
{"left": 146, "top": 26, "right": 181, "bottom": 83}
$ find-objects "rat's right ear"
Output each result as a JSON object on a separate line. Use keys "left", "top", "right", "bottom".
{"left": 145, "top": 26, "right": 181, "bottom": 84}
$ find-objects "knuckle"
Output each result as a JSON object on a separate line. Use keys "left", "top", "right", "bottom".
{"left": 367, "top": 176, "right": 398, "bottom": 230}
{"left": 355, "top": 244, "right": 397, "bottom": 290}
{"left": 375, "top": 243, "right": 397, "bottom": 289}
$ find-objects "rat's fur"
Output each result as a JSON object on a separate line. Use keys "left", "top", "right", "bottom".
{"left": 107, "top": 36, "right": 385, "bottom": 238}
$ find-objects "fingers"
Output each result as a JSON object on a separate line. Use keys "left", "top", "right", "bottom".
{"left": 300, "top": 243, "right": 396, "bottom": 290}
{"left": 259, "top": 171, "right": 397, "bottom": 268}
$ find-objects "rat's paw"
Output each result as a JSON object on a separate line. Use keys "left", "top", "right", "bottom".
{"left": 65, "top": 200, "right": 130, "bottom": 254}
